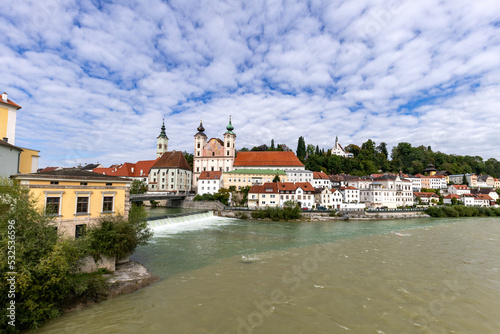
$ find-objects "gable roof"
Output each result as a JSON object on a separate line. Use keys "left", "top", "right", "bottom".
{"left": 313, "top": 171, "right": 330, "bottom": 180}
{"left": 0, "top": 140, "right": 23, "bottom": 151}
{"left": 234, "top": 151, "right": 304, "bottom": 168}
{"left": 451, "top": 185, "right": 469, "bottom": 190}
{"left": 93, "top": 159, "right": 159, "bottom": 177}
{"left": 152, "top": 151, "right": 191, "bottom": 170}
{"left": 199, "top": 171, "right": 222, "bottom": 180}
{"left": 444, "top": 194, "right": 461, "bottom": 199}
{"left": 0, "top": 96, "right": 21, "bottom": 109}
{"left": 277, "top": 182, "right": 314, "bottom": 192}
{"left": 413, "top": 192, "right": 439, "bottom": 198}
{"left": 249, "top": 183, "right": 278, "bottom": 194}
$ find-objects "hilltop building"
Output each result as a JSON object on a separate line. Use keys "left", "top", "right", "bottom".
{"left": 330, "top": 136, "right": 353, "bottom": 158}
{"left": 193, "top": 117, "right": 236, "bottom": 188}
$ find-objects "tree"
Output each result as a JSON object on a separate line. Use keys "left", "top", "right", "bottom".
{"left": 296, "top": 136, "right": 306, "bottom": 159}
{"left": 183, "top": 151, "right": 194, "bottom": 169}
{"left": 270, "top": 139, "right": 275, "bottom": 150}
{"left": 130, "top": 179, "right": 147, "bottom": 194}
{"left": 462, "top": 174, "right": 469, "bottom": 186}
{"left": 272, "top": 174, "right": 281, "bottom": 182}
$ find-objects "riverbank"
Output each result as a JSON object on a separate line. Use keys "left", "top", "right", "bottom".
{"left": 217, "top": 208, "right": 429, "bottom": 221}
{"left": 63, "top": 261, "right": 159, "bottom": 313}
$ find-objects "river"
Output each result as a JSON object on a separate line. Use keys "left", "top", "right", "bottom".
{"left": 30, "top": 212, "right": 500, "bottom": 333}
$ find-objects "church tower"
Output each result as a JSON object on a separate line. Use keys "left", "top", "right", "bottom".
{"left": 156, "top": 119, "right": 169, "bottom": 158}
{"left": 223, "top": 115, "right": 236, "bottom": 160}
{"left": 194, "top": 118, "right": 208, "bottom": 158}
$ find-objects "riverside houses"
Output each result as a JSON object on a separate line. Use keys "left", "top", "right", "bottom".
{"left": 12, "top": 169, "right": 131, "bottom": 238}
{"left": 248, "top": 182, "right": 315, "bottom": 209}
{"left": 223, "top": 169, "right": 287, "bottom": 190}
{"left": 314, "top": 187, "right": 343, "bottom": 209}
{"left": 148, "top": 151, "right": 192, "bottom": 193}
{"left": 197, "top": 171, "right": 222, "bottom": 195}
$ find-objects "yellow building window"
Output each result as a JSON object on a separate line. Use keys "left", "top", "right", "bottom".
{"left": 102, "top": 196, "right": 113, "bottom": 212}
{"left": 46, "top": 197, "right": 60, "bottom": 215}
{"left": 76, "top": 197, "right": 89, "bottom": 213}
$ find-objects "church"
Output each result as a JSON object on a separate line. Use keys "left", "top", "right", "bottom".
{"left": 193, "top": 116, "right": 236, "bottom": 188}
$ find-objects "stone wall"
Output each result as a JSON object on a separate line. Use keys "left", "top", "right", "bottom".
{"left": 76, "top": 255, "right": 116, "bottom": 273}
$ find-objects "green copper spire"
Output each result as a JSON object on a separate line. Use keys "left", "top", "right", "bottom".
{"left": 159, "top": 119, "right": 168, "bottom": 139}
{"left": 225, "top": 115, "right": 235, "bottom": 134}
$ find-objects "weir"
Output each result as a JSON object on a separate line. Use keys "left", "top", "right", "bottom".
{"left": 147, "top": 210, "right": 214, "bottom": 228}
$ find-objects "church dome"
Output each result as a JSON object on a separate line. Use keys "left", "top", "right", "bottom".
{"left": 196, "top": 118, "right": 206, "bottom": 136}
{"left": 225, "top": 116, "right": 235, "bottom": 134}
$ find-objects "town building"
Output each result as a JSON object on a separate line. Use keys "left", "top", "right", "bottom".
{"left": 448, "top": 174, "right": 478, "bottom": 188}
{"left": 12, "top": 169, "right": 132, "bottom": 238}
{"left": 233, "top": 151, "right": 304, "bottom": 171}
{"left": 340, "top": 186, "right": 360, "bottom": 203}
{"left": 476, "top": 175, "right": 495, "bottom": 188}
{"left": 413, "top": 192, "right": 439, "bottom": 205}
{"left": 286, "top": 169, "right": 313, "bottom": 183}
{"left": 415, "top": 174, "right": 447, "bottom": 189}
{"left": 401, "top": 174, "right": 422, "bottom": 192}
{"left": 360, "top": 176, "right": 413, "bottom": 208}
{"left": 93, "top": 159, "right": 158, "bottom": 184}
{"left": 148, "top": 151, "right": 192, "bottom": 193}
{"left": 193, "top": 117, "right": 236, "bottom": 188}
{"left": 0, "top": 92, "right": 39, "bottom": 175}
{"left": 223, "top": 169, "right": 287, "bottom": 190}
{"left": 448, "top": 184, "right": 470, "bottom": 195}
{"left": 443, "top": 194, "right": 461, "bottom": 205}
{"left": 248, "top": 182, "right": 315, "bottom": 209}
{"left": 312, "top": 171, "right": 331, "bottom": 189}
{"left": 471, "top": 188, "right": 499, "bottom": 202}
{"left": 330, "top": 136, "right": 353, "bottom": 158}
{"left": 314, "top": 187, "right": 343, "bottom": 209}
{"left": 197, "top": 171, "right": 223, "bottom": 196}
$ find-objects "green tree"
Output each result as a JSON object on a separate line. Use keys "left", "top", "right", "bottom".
{"left": 270, "top": 139, "right": 275, "bottom": 150}
{"left": 130, "top": 179, "right": 147, "bottom": 194}
{"left": 296, "top": 136, "right": 306, "bottom": 159}
{"left": 183, "top": 151, "right": 194, "bottom": 169}
{"left": 272, "top": 175, "right": 281, "bottom": 182}
{"left": 462, "top": 174, "right": 469, "bottom": 186}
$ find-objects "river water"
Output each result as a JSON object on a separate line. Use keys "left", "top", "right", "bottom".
{"left": 31, "top": 213, "right": 500, "bottom": 334}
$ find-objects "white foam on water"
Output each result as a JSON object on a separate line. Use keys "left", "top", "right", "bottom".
{"left": 149, "top": 213, "right": 234, "bottom": 235}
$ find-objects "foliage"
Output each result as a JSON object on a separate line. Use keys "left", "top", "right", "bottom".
{"left": 272, "top": 174, "right": 281, "bottom": 182}
{"left": 193, "top": 189, "right": 230, "bottom": 206}
{"left": 86, "top": 204, "right": 152, "bottom": 260}
{"left": 183, "top": 151, "right": 194, "bottom": 170}
{"left": 296, "top": 136, "right": 306, "bottom": 159}
{"left": 426, "top": 205, "right": 500, "bottom": 218}
{"left": 251, "top": 205, "right": 301, "bottom": 221}
{"left": 130, "top": 179, "right": 147, "bottom": 194}
{"left": 0, "top": 178, "right": 122, "bottom": 332}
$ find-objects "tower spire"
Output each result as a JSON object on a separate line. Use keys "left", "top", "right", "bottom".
{"left": 225, "top": 115, "right": 234, "bottom": 134}
{"left": 158, "top": 118, "right": 168, "bottom": 139}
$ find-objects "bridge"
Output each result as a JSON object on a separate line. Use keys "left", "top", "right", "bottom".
{"left": 129, "top": 192, "right": 188, "bottom": 202}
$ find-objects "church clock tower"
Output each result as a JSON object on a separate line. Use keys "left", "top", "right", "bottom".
{"left": 156, "top": 119, "right": 169, "bottom": 158}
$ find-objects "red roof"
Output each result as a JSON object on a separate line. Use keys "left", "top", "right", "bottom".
{"left": 277, "top": 182, "right": 315, "bottom": 193}
{"left": 199, "top": 171, "right": 222, "bottom": 180}
{"left": 249, "top": 183, "right": 278, "bottom": 194}
{"left": 152, "top": 151, "right": 191, "bottom": 170}
{"left": 39, "top": 167, "right": 60, "bottom": 173}
{"left": 234, "top": 151, "right": 304, "bottom": 168}
{"left": 340, "top": 186, "right": 358, "bottom": 190}
{"left": 93, "top": 158, "right": 159, "bottom": 177}
{"left": 452, "top": 185, "right": 468, "bottom": 189}
{"left": 313, "top": 171, "right": 329, "bottom": 179}
{"left": 0, "top": 95, "right": 21, "bottom": 109}
{"left": 444, "top": 194, "right": 460, "bottom": 199}
{"left": 414, "top": 192, "right": 439, "bottom": 198}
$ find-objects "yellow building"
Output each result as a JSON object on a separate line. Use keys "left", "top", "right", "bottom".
{"left": 19, "top": 147, "right": 40, "bottom": 173}
{"left": 13, "top": 169, "right": 132, "bottom": 238}
{"left": 0, "top": 92, "right": 39, "bottom": 174}
{"left": 223, "top": 169, "right": 287, "bottom": 190}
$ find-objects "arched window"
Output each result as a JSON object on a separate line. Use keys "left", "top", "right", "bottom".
{"left": 212, "top": 152, "right": 215, "bottom": 156}
{"left": 197, "top": 143, "right": 200, "bottom": 148}
{"left": 227, "top": 142, "right": 230, "bottom": 147}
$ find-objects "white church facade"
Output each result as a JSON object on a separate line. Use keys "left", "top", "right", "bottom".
{"left": 330, "top": 136, "right": 354, "bottom": 158}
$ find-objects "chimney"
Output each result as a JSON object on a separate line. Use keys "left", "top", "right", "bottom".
{"left": 3, "top": 137, "right": 8, "bottom": 143}
{"left": 2, "top": 92, "right": 7, "bottom": 103}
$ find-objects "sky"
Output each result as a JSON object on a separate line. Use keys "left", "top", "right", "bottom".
{"left": 1, "top": 0, "right": 500, "bottom": 168}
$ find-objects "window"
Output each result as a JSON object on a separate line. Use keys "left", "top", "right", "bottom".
{"left": 75, "top": 224, "right": 86, "bottom": 238}
{"left": 198, "top": 143, "right": 200, "bottom": 148}
{"left": 227, "top": 142, "right": 230, "bottom": 147}
{"left": 102, "top": 196, "right": 113, "bottom": 212}
{"left": 76, "top": 197, "right": 89, "bottom": 214}
{"left": 197, "top": 167, "right": 200, "bottom": 172}
{"left": 50, "top": 181, "right": 59, "bottom": 185}
{"left": 197, "top": 152, "right": 200, "bottom": 156}
{"left": 80, "top": 182, "right": 87, "bottom": 186}
{"left": 46, "top": 197, "right": 60, "bottom": 215}
{"left": 212, "top": 152, "right": 215, "bottom": 156}
{"left": 106, "top": 183, "right": 112, "bottom": 186}
{"left": 227, "top": 150, "right": 230, "bottom": 156}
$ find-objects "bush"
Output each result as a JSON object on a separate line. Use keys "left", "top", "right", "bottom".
{"left": 251, "top": 205, "right": 301, "bottom": 221}
{"left": 87, "top": 204, "right": 152, "bottom": 260}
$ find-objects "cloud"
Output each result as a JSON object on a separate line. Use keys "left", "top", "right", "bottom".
{"left": 1, "top": 0, "right": 499, "bottom": 168}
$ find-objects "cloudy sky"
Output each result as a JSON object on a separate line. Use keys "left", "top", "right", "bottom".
{"left": 1, "top": 0, "right": 500, "bottom": 167}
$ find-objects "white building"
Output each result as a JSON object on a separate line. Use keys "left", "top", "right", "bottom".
{"left": 340, "top": 186, "right": 359, "bottom": 203}
{"left": 361, "top": 176, "right": 413, "bottom": 209}
{"left": 402, "top": 175, "right": 422, "bottom": 192}
{"left": 286, "top": 169, "right": 313, "bottom": 183}
{"left": 248, "top": 182, "right": 315, "bottom": 209}
{"left": 448, "top": 184, "right": 470, "bottom": 195}
{"left": 330, "top": 136, "right": 354, "bottom": 158}
{"left": 312, "top": 171, "right": 331, "bottom": 189}
{"left": 197, "top": 171, "right": 222, "bottom": 196}
{"left": 314, "top": 188, "right": 343, "bottom": 209}
{"left": 148, "top": 151, "right": 192, "bottom": 193}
